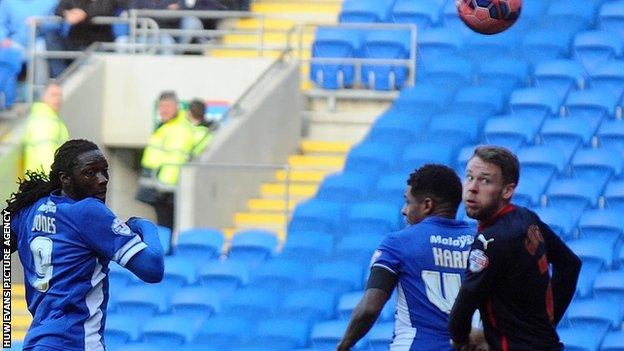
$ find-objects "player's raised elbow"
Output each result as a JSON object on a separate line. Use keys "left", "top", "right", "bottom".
{"left": 144, "top": 254, "right": 165, "bottom": 283}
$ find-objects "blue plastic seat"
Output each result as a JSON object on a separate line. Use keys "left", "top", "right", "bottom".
{"left": 156, "top": 225, "right": 172, "bottom": 255}
{"left": 392, "top": 83, "right": 452, "bottom": 114}
{"left": 311, "top": 320, "right": 368, "bottom": 350}
{"left": 347, "top": 201, "right": 401, "bottom": 236}
{"left": 573, "top": 30, "right": 623, "bottom": 72}
{"left": 571, "top": 148, "right": 623, "bottom": 188}
{"left": 589, "top": 60, "right": 624, "bottom": 103}
{"left": 420, "top": 56, "right": 474, "bottom": 92}
{"left": 6, "top": 340, "right": 23, "bottom": 351}
{"left": 517, "top": 146, "right": 567, "bottom": 191}
{"left": 339, "top": 0, "right": 393, "bottom": 23}
{"left": 417, "top": 28, "right": 463, "bottom": 64}
{"left": 0, "top": 48, "right": 22, "bottom": 110}
{"left": 280, "top": 231, "right": 333, "bottom": 262}
{"left": 557, "top": 326, "right": 606, "bottom": 351}
{"left": 565, "top": 89, "right": 619, "bottom": 132}
{"left": 365, "top": 112, "right": 428, "bottom": 146}
{"left": 478, "top": 57, "right": 529, "bottom": 97}
{"left": 547, "top": 179, "right": 602, "bottom": 219}
{"left": 316, "top": 172, "right": 377, "bottom": 203}
{"left": 605, "top": 179, "right": 624, "bottom": 211}
{"left": 456, "top": 144, "right": 479, "bottom": 175}
{"left": 510, "top": 88, "right": 560, "bottom": 129}
{"left": 105, "top": 313, "right": 143, "bottom": 345}
{"left": 530, "top": 207, "right": 575, "bottom": 239}
{"left": 345, "top": 142, "right": 401, "bottom": 176}
{"left": 578, "top": 209, "right": 624, "bottom": 247}
{"left": 141, "top": 315, "right": 200, "bottom": 347}
{"left": 161, "top": 256, "right": 196, "bottom": 289}
{"left": 543, "top": 0, "right": 596, "bottom": 34}
{"left": 361, "top": 29, "right": 413, "bottom": 90}
{"left": 533, "top": 59, "right": 585, "bottom": 102}
{"left": 289, "top": 198, "right": 346, "bottom": 233}
{"left": 598, "top": 120, "right": 624, "bottom": 153}
{"left": 310, "top": 27, "right": 363, "bottom": 89}
{"left": 114, "top": 285, "right": 170, "bottom": 318}
{"left": 108, "top": 262, "right": 138, "bottom": 289}
{"left": 601, "top": 330, "right": 624, "bottom": 351}
{"left": 170, "top": 286, "right": 221, "bottom": 321}
{"left": 521, "top": 29, "right": 572, "bottom": 64}
{"left": 252, "top": 318, "right": 309, "bottom": 350}
{"left": 599, "top": 0, "right": 624, "bottom": 38}
{"left": 463, "top": 31, "right": 518, "bottom": 62}
{"left": 593, "top": 270, "right": 624, "bottom": 303}
{"left": 334, "top": 232, "right": 385, "bottom": 265}
{"left": 114, "top": 343, "right": 166, "bottom": 351}
{"left": 337, "top": 292, "right": 395, "bottom": 323}
{"left": 565, "top": 298, "right": 623, "bottom": 333}
{"left": 249, "top": 258, "right": 308, "bottom": 291}
{"left": 229, "top": 229, "right": 278, "bottom": 267}
{"left": 175, "top": 228, "right": 224, "bottom": 264}
{"left": 280, "top": 288, "right": 336, "bottom": 322}
{"left": 221, "top": 287, "right": 280, "bottom": 319}
{"left": 426, "top": 113, "right": 481, "bottom": 147}
{"left": 540, "top": 117, "right": 594, "bottom": 163}
{"left": 392, "top": 0, "right": 440, "bottom": 28}
{"left": 450, "top": 85, "right": 504, "bottom": 119}
{"left": 194, "top": 316, "right": 253, "bottom": 349}
{"left": 197, "top": 259, "right": 249, "bottom": 292}
{"left": 310, "top": 261, "right": 364, "bottom": 295}
{"left": 513, "top": 176, "right": 542, "bottom": 207}
{"left": 484, "top": 115, "right": 538, "bottom": 152}
{"left": 373, "top": 172, "right": 407, "bottom": 205}
{"left": 369, "top": 322, "right": 395, "bottom": 351}
{"left": 399, "top": 142, "right": 455, "bottom": 174}
{"left": 568, "top": 239, "right": 613, "bottom": 296}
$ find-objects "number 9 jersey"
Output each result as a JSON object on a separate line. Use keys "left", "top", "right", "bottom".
{"left": 11, "top": 190, "right": 148, "bottom": 351}
{"left": 371, "top": 216, "right": 474, "bottom": 351}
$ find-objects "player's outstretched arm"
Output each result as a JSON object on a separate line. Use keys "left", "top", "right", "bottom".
{"left": 336, "top": 288, "right": 390, "bottom": 351}
{"left": 124, "top": 217, "right": 164, "bottom": 283}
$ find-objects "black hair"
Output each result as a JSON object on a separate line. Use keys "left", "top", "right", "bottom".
{"left": 407, "top": 164, "right": 462, "bottom": 210}
{"left": 5, "top": 139, "right": 99, "bottom": 215}
{"left": 188, "top": 99, "right": 206, "bottom": 121}
{"left": 472, "top": 145, "right": 520, "bottom": 186}
{"left": 158, "top": 91, "right": 178, "bottom": 102}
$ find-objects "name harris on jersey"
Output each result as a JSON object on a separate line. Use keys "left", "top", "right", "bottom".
{"left": 429, "top": 234, "right": 474, "bottom": 269}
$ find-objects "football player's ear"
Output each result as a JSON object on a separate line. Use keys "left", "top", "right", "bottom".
{"left": 423, "top": 197, "right": 435, "bottom": 215}
{"left": 502, "top": 183, "right": 516, "bottom": 202}
{"left": 59, "top": 171, "right": 71, "bottom": 188}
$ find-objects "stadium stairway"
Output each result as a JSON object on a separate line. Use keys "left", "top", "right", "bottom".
{"left": 8, "top": 284, "right": 29, "bottom": 342}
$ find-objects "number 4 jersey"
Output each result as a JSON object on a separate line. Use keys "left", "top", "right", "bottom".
{"left": 11, "top": 191, "right": 148, "bottom": 351}
{"left": 371, "top": 216, "right": 474, "bottom": 351}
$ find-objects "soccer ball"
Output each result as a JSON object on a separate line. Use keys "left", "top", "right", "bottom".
{"left": 457, "top": 0, "right": 522, "bottom": 35}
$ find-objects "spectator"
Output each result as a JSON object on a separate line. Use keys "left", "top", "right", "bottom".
{"left": 46, "top": 0, "right": 123, "bottom": 77}
{"left": 23, "top": 82, "right": 69, "bottom": 175}
{"left": 136, "top": 91, "right": 195, "bottom": 229}
{"left": 187, "top": 98, "right": 212, "bottom": 157}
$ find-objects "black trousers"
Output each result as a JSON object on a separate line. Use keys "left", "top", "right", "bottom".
{"left": 153, "top": 192, "right": 174, "bottom": 229}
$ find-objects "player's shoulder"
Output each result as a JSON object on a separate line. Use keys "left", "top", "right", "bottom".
{"left": 72, "top": 197, "right": 113, "bottom": 218}
{"left": 483, "top": 205, "right": 540, "bottom": 241}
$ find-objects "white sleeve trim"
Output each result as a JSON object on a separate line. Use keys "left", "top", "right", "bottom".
{"left": 119, "top": 242, "right": 147, "bottom": 267}
{"left": 112, "top": 235, "right": 146, "bottom": 266}
{"left": 372, "top": 263, "right": 397, "bottom": 275}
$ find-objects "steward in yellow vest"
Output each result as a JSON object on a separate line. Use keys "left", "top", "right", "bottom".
{"left": 188, "top": 99, "right": 213, "bottom": 158}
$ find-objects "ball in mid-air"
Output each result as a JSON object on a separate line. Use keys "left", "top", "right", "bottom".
{"left": 457, "top": 0, "right": 522, "bottom": 35}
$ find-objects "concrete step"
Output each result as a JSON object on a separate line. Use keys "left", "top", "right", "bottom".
{"left": 247, "top": 198, "right": 298, "bottom": 212}
{"left": 260, "top": 182, "right": 318, "bottom": 198}
{"left": 300, "top": 140, "right": 352, "bottom": 155}
{"left": 287, "top": 155, "right": 344, "bottom": 170}
{"left": 274, "top": 169, "right": 329, "bottom": 182}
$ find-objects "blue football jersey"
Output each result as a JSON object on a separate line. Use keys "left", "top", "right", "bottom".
{"left": 372, "top": 216, "right": 474, "bottom": 351}
{"left": 11, "top": 191, "right": 148, "bottom": 351}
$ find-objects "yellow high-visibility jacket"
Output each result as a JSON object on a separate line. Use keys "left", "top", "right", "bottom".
{"left": 23, "top": 102, "right": 69, "bottom": 175}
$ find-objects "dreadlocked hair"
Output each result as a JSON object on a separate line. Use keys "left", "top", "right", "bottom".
{"left": 5, "top": 139, "right": 99, "bottom": 215}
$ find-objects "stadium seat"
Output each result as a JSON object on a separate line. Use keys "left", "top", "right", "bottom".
{"left": 347, "top": 200, "right": 401, "bottom": 235}
{"left": 344, "top": 142, "right": 401, "bottom": 176}
{"left": 391, "top": 0, "right": 440, "bottom": 28}
{"left": 540, "top": 117, "right": 594, "bottom": 163}
{"left": 361, "top": 29, "right": 413, "bottom": 90}
{"left": 601, "top": 330, "right": 624, "bottom": 351}
{"left": 337, "top": 292, "right": 396, "bottom": 322}
{"left": 416, "top": 28, "right": 463, "bottom": 64}
{"left": 578, "top": 209, "right": 624, "bottom": 247}
{"left": 316, "top": 172, "right": 377, "bottom": 203}
{"left": 462, "top": 31, "right": 518, "bottom": 62}
{"left": 420, "top": 56, "right": 475, "bottom": 92}
{"left": 310, "top": 261, "right": 364, "bottom": 295}
{"left": 599, "top": 0, "right": 624, "bottom": 38}
{"left": 197, "top": 259, "right": 249, "bottom": 292}
{"left": 456, "top": 144, "right": 479, "bottom": 176}
{"left": 399, "top": 142, "right": 455, "bottom": 174}
{"left": 441, "top": 0, "right": 467, "bottom": 31}
{"left": 571, "top": 148, "right": 623, "bottom": 188}
{"left": 565, "top": 89, "right": 619, "bottom": 132}
{"left": 605, "top": 179, "right": 624, "bottom": 211}
{"left": 477, "top": 57, "right": 530, "bottom": 97}
{"left": 533, "top": 59, "right": 585, "bottom": 102}
{"left": 177, "top": 345, "right": 219, "bottom": 351}
{"left": 391, "top": 83, "right": 452, "bottom": 115}
{"left": 484, "top": 115, "right": 538, "bottom": 152}
{"left": 170, "top": 286, "right": 221, "bottom": 321}
{"left": 194, "top": 316, "right": 253, "bottom": 349}
{"left": 156, "top": 225, "right": 172, "bottom": 255}
{"left": 521, "top": 29, "right": 572, "bottom": 64}
{"left": 113, "top": 343, "right": 165, "bottom": 351}
{"left": 512, "top": 176, "right": 542, "bottom": 207}
{"left": 174, "top": 228, "right": 224, "bottom": 264}
{"left": 141, "top": 315, "right": 200, "bottom": 347}
{"left": 0, "top": 48, "right": 22, "bottom": 110}
{"left": 372, "top": 172, "right": 407, "bottom": 206}
{"left": 568, "top": 239, "right": 613, "bottom": 295}
{"left": 289, "top": 198, "right": 346, "bottom": 234}
{"left": 598, "top": 120, "right": 624, "bottom": 153}
{"left": 311, "top": 320, "right": 368, "bottom": 350}
{"left": 105, "top": 313, "right": 143, "bottom": 345}
{"left": 221, "top": 287, "right": 280, "bottom": 319}
{"left": 6, "top": 341, "right": 23, "bottom": 351}
{"left": 425, "top": 113, "right": 481, "bottom": 150}
{"left": 161, "top": 256, "right": 197, "bottom": 289}
{"left": 310, "top": 27, "right": 363, "bottom": 89}
{"left": 557, "top": 326, "right": 606, "bottom": 351}
{"left": 517, "top": 146, "right": 567, "bottom": 191}
{"left": 531, "top": 207, "right": 576, "bottom": 239}
{"left": 249, "top": 258, "right": 308, "bottom": 291}
{"left": 339, "top": 0, "right": 393, "bottom": 23}
{"left": 619, "top": 246, "right": 624, "bottom": 268}
{"left": 566, "top": 299, "right": 623, "bottom": 333}
{"left": 252, "top": 318, "right": 309, "bottom": 350}
{"left": 573, "top": 30, "right": 623, "bottom": 72}
{"left": 589, "top": 60, "right": 624, "bottom": 105}
{"left": 542, "top": 0, "right": 597, "bottom": 34}
{"left": 279, "top": 231, "right": 334, "bottom": 263}
{"left": 448, "top": 85, "right": 504, "bottom": 118}
{"left": 334, "top": 232, "right": 385, "bottom": 265}
{"left": 546, "top": 179, "right": 602, "bottom": 219}
{"left": 593, "top": 269, "right": 624, "bottom": 303}
{"left": 229, "top": 229, "right": 278, "bottom": 267}
{"left": 280, "top": 288, "right": 337, "bottom": 322}
{"left": 369, "top": 322, "right": 395, "bottom": 351}
{"left": 108, "top": 262, "right": 138, "bottom": 289}
{"left": 114, "top": 285, "right": 170, "bottom": 318}
{"left": 510, "top": 88, "right": 560, "bottom": 129}
{"left": 365, "top": 111, "right": 429, "bottom": 146}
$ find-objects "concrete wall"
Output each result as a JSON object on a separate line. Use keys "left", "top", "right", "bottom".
{"left": 177, "top": 61, "right": 302, "bottom": 231}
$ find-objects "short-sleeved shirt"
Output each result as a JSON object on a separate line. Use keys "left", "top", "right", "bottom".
{"left": 463, "top": 204, "right": 566, "bottom": 351}
{"left": 372, "top": 216, "right": 474, "bottom": 351}
{"left": 11, "top": 191, "right": 147, "bottom": 351}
